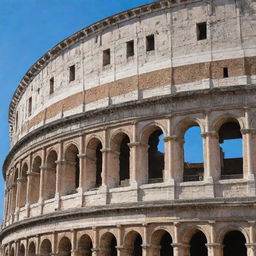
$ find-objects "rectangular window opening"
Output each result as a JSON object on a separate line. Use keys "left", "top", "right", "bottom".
{"left": 146, "top": 34, "right": 155, "bottom": 52}
{"left": 223, "top": 67, "right": 229, "bottom": 78}
{"left": 50, "top": 77, "right": 54, "bottom": 94}
{"left": 197, "top": 22, "right": 207, "bottom": 41}
{"left": 69, "top": 65, "right": 75, "bottom": 82}
{"left": 103, "top": 49, "right": 111, "bottom": 66}
{"left": 126, "top": 40, "right": 134, "bottom": 58}
{"left": 28, "top": 97, "right": 32, "bottom": 116}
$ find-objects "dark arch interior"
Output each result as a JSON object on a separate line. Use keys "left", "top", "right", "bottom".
{"left": 19, "top": 245, "right": 25, "bottom": 256}
{"left": 96, "top": 143, "right": 103, "bottom": 187}
{"left": 110, "top": 236, "right": 117, "bottom": 256}
{"left": 223, "top": 231, "right": 247, "bottom": 256}
{"left": 119, "top": 135, "right": 130, "bottom": 186}
{"left": 148, "top": 129, "right": 164, "bottom": 183}
{"left": 59, "top": 237, "right": 72, "bottom": 256}
{"left": 132, "top": 234, "right": 142, "bottom": 256}
{"left": 190, "top": 231, "right": 208, "bottom": 256}
{"left": 160, "top": 232, "right": 173, "bottom": 256}
{"left": 219, "top": 121, "right": 243, "bottom": 179}
{"left": 28, "top": 243, "right": 36, "bottom": 256}
{"left": 78, "top": 235, "right": 93, "bottom": 256}
{"left": 40, "top": 240, "right": 52, "bottom": 255}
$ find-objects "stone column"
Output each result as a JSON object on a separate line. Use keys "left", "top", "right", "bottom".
{"left": 201, "top": 131, "right": 221, "bottom": 182}
{"left": 246, "top": 221, "right": 256, "bottom": 256}
{"left": 165, "top": 135, "right": 184, "bottom": 183}
{"left": 101, "top": 147, "right": 120, "bottom": 188}
{"left": 92, "top": 227, "right": 99, "bottom": 256}
{"left": 128, "top": 142, "right": 149, "bottom": 186}
{"left": 242, "top": 108, "right": 255, "bottom": 180}
{"left": 71, "top": 230, "right": 77, "bottom": 256}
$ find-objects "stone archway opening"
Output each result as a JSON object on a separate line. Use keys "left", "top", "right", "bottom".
{"left": 219, "top": 121, "right": 243, "bottom": 179}
{"left": 30, "top": 156, "right": 42, "bottom": 204}
{"left": 64, "top": 144, "right": 80, "bottom": 195}
{"left": 183, "top": 125, "right": 204, "bottom": 182}
{"left": 10, "top": 248, "right": 14, "bottom": 256}
{"left": 100, "top": 232, "right": 117, "bottom": 256}
{"left": 28, "top": 242, "right": 36, "bottom": 256}
{"left": 189, "top": 230, "right": 208, "bottom": 256}
{"left": 19, "top": 244, "right": 25, "bottom": 256}
{"left": 223, "top": 230, "right": 247, "bottom": 256}
{"left": 148, "top": 128, "right": 164, "bottom": 183}
{"left": 59, "top": 237, "right": 72, "bottom": 256}
{"left": 40, "top": 239, "right": 52, "bottom": 256}
{"left": 151, "top": 229, "right": 173, "bottom": 256}
{"left": 96, "top": 143, "right": 103, "bottom": 188}
{"left": 78, "top": 234, "right": 93, "bottom": 256}
{"left": 19, "top": 164, "right": 28, "bottom": 208}
{"left": 45, "top": 150, "right": 57, "bottom": 199}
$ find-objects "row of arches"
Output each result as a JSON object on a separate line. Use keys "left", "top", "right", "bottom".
{"left": 7, "top": 118, "right": 244, "bottom": 211}
{"left": 7, "top": 229, "right": 247, "bottom": 256}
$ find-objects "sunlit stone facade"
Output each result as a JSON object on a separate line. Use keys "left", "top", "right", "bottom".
{"left": 1, "top": 0, "right": 256, "bottom": 255}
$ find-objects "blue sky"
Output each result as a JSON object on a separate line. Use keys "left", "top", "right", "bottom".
{"left": 0, "top": 0, "right": 242, "bottom": 223}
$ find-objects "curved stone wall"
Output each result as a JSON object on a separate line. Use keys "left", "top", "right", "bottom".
{"left": 1, "top": 0, "right": 256, "bottom": 255}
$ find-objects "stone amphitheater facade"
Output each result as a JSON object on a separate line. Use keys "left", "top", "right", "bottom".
{"left": 1, "top": 0, "right": 256, "bottom": 255}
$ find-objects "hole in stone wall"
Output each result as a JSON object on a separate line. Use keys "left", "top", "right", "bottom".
{"left": 133, "top": 234, "right": 143, "bottom": 256}
{"left": 49, "top": 77, "right": 54, "bottom": 94}
{"left": 28, "top": 97, "right": 32, "bottom": 116}
{"left": 148, "top": 129, "right": 164, "bottom": 183}
{"left": 28, "top": 242, "right": 36, "bottom": 256}
{"left": 183, "top": 126, "right": 204, "bottom": 182}
{"left": 69, "top": 65, "right": 75, "bottom": 82}
{"left": 197, "top": 22, "right": 207, "bottom": 40}
{"left": 103, "top": 49, "right": 111, "bottom": 66}
{"left": 223, "top": 67, "right": 229, "bottom": 78}
{"left": 219, "top": 121, "right": 243, "bottom": 179}
{"left": 160, "top": 232, "right": 173, "bottom": 256}
{"left": 146, "top": 34, "right": 155, "bottom": 51}
{"left": 40, "top": 239, "right": 52, "bottom": 256}
{"left": 127, "top": 40, "right": 134, "bottom": 58}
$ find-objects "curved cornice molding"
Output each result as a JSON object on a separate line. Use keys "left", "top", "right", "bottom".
{"left": 1, "top": 196, "right": 256, "bottom": 240}
{"left": 8, "top": 0, "right": 202, "bottom": 127}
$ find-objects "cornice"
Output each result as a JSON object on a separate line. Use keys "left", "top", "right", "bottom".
{"left": 8, "top": 0, "right": 202, "bottom": 127}
{"left": 3, "top": 85, "right": 256, "bottom": 179}
{"left": 1, "top": 196, "right": 256, "bottom": 241}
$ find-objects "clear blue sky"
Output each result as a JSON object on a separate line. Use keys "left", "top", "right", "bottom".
{"left": 0, "top": 0, "right": 242, "bottom": 223}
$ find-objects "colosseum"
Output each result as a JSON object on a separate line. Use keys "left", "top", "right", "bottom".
{"left": 1, "top": 0, "right": 256, "bottom": 255}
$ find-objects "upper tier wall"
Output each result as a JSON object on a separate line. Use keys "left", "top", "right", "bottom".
{"left": 10, "top": 0, "right": 256, "bottom": 147}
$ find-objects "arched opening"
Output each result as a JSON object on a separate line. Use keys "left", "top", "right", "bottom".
{"left": 30, "top": 156, "right": 41, "bottom": 204}
{"left": 183, "top": 126, "right": 204, "bottom": 182}
{"left": 28, "top": 242, "right": 36, "bottom": 256}
{"left": 119, "top": 135, "right": 130, "bottom": 186}
{"left": 11, "top": 169, "right": 18, "bottom": 213}
{"left": 19, "top": 244, "right": 25, "bottom": 256}
{"left": 45, "top": 150, "right": 57, "bottom": 199}
{"left": 110, "top": 133, "right": 130, "bottom": 187}
{"left": 63, "top": 144, "right": 80, "bottom": 195}
{"left": 78, "top": 234, "right": 93, "bottom": 256}
{"left": 148, "top": 128, "right": 164, "bottom": 183}
{"left": 223, "top": 230, "right": 247, "bottom": 256}
{"left": 10, "top": 248, "right": 14, "bottom": 256}
{"left": 86, "top": 138, "right": 103, "bottom": 189}
{"left": 40, "top": 239, "right": 52, "bottom": 256}
{"left": 59, "top": 237, "right": 72, "bottom": 256}
{"left": 218, "top": 121, "right": 243, "bottom": 179}
{"left": 19, "top": 164, "right": 28, "bottom": 208}
{"left": 100, "top": 232, "right": 117, "bottom": 256}
{"left": 124, "top": 231, "right": 143, "bottom": 256}
{"left": 151, "top": 229, "right": 173, "bottom": 256}
{"left": 189, "top": 231, "right": 208, "bottom": 256}
{"left": 4, "top": 249, "right": 9, "bottom": 256}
